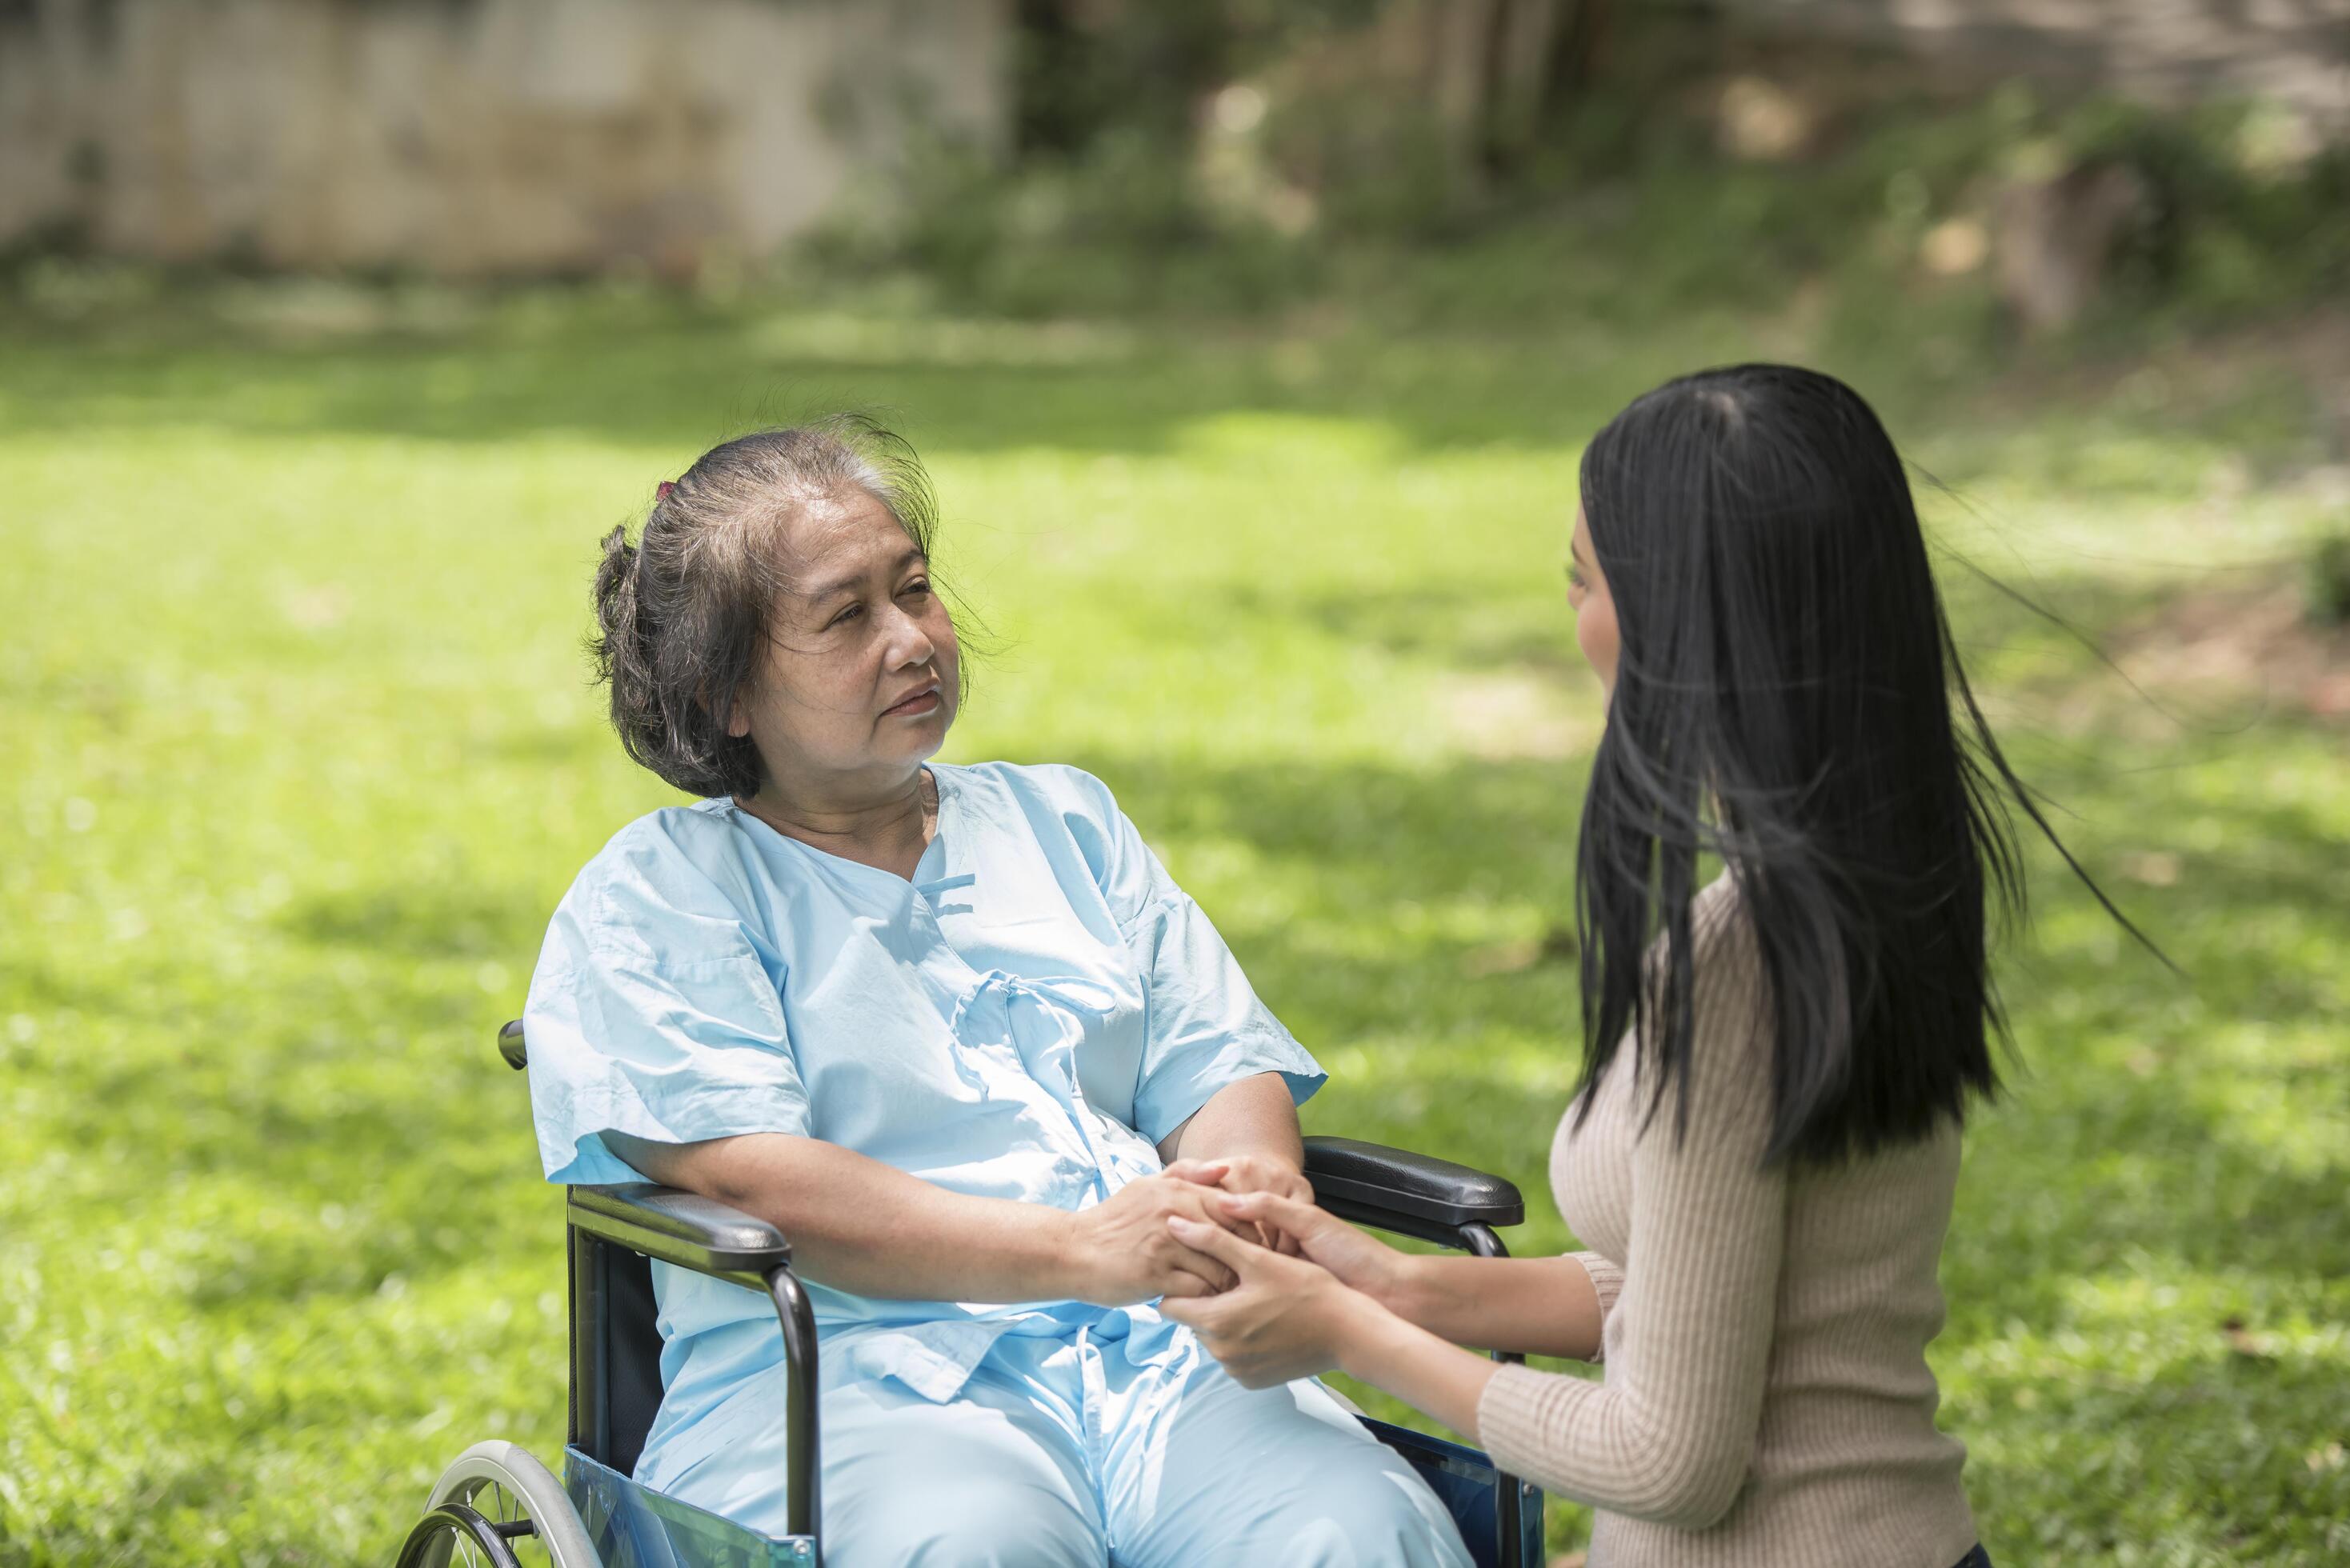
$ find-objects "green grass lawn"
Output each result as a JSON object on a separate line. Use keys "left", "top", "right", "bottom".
{"left": 2, "top": 283, "right": 2345, "bottom": 1566}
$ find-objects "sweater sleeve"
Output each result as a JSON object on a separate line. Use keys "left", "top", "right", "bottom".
{"left": 1476, "top": 914, "right": 1786, "bottom": 1529}
{"left": 1567, "top": 1251, "right": 1625, "bottom": 1361}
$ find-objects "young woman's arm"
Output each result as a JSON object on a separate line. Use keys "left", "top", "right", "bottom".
{"left": 1169, "top": 1080, "right": 1783, "bottom": 1527}
{"left": 1387, "top": 1251, "right": 1611, "bottom": 1359}
{"left": 1208, "top": 1190, "right": 1609, "bottom": 1358}
{"left": 1167, "top": 930, "right": 1786, "bottom": 1530}
{"left": 606, "top": 1129, "right": 1242, "bottom": 1306}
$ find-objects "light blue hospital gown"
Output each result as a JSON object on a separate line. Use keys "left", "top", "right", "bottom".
{"left": 526, "top": 762, "right": 1471, "bottom": 1567}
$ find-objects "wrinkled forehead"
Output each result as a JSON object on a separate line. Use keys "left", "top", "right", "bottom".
{"left": 764, "top": 486, "right": 919, "bottom": 584}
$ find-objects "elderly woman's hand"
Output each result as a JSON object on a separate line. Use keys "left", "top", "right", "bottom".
{"left": 1063, "top": 1171, "right": 1248, "bottom": 1306}
{"left": 1163, "top": 1154, "right": 1315, "bottom": 1254}
{"left": 1155, "top": 1212, "right": 1379, "bottom": 1389}
{"left": 1210, "top": 1189, "right": 1420, "bottom": 1307}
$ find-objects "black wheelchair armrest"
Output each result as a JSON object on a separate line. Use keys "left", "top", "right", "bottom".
{"left": 567, "top": 1184, "right": 791, "bottom": 1286}
{"left": 1303, "top": 1135, "right": 1525, "bottom": 1241}
{"left": 566, "top": 1182, "right": 823, "bottom": 1541}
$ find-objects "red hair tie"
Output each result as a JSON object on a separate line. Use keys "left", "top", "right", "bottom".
{"left": 656, "top": 480, "right": 676, "bottom": 500}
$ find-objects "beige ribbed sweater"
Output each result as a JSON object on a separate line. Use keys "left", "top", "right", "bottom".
{"left": 1476, "top": 878, "right": 1980, "bottom": 1568}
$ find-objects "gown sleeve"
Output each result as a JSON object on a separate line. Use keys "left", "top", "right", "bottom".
{"left": 522, "top": 823, "right": 811, "bottom": 1187}
{"left": 1052, "top": 767, "right": 1327, "bottom": 1145}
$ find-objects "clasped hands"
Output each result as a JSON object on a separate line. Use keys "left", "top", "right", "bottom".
{"left": 1068, "top": 1154, "right": 1404, "bottom": 1390}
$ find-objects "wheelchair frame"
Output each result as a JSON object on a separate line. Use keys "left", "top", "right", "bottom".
{"left": 502, "top": 1019, "right": 1539, "bottom": 1567}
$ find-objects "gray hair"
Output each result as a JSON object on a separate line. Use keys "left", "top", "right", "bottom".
{"left": 591, "top": 414, "right": 946, "bottom": 798}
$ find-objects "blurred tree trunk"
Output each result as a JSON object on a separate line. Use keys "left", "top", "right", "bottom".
{"left": 1433, "top": 0, "right": 1615, "bottom": 180}
{"left": 1419, "top": 0, "right": 1517, "bottom": 187}
{"left": 1014, "top": 0, "right": 1086, "bottom": 155}
{"left": 1476, "top": 0, "right": 1520, "bottom": 175}
{"left": 1535, "top": 0, "right": 1611, "bottom": 137}
{"left": 1012, "top": 0, "right": 1238, "bottom": 157}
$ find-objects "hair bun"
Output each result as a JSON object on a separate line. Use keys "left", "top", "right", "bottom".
{"left": 592, "top": 523, "right": 641, "bottom": 635}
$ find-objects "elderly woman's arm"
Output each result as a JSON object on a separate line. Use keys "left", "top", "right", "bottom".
{"left": 1156, "top": 1071, "right": 1305, "bottom": 1174}
{"left": 607, "top": 1128, "right": 1241, "bottom": 1306}
{"left": 1153, "top": 1071, "right": 1316, "bottom": 1251}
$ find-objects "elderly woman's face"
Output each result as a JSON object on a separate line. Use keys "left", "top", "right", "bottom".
{"left": 727, "top": 488, "right": 959, "bottom": 787}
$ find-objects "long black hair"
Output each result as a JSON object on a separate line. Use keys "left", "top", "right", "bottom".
{"left": 1573, "top": 364, "right": 2148, "bottom": 1165}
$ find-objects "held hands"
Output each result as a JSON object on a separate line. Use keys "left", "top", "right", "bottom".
{"left": 1062, "top": 1156, "right": 1323, "bottom": 1306}
{"left": 1064, "top": 1170, "right": 1247, "bottom": 1306}
{"left": 1069, "top": 1162, "right": 1423, "bottom": 1388}
{"left": 1161, "top": 1154, "right": 1315, "bottom": 1254}
{"left": 1154, "top": 1206, "right": 1379, "bottom": 1389}
{"left": 1212, "top": 1189, "right": 1416, "bottom": 1307}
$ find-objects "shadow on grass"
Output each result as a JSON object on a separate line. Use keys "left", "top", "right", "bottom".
{"left": 0, "top": 315, "right": 1632, "bottom": 458}
{"left": 4, "top": 301, "right": 2327, "bottom": 492}
{"left": 280, "top": 882, "right": 556, "bottom": 962}
{"left": 1952, "top": 1075, "right": 2350, "bottom": 1319}
{"left": 1202, "top": 581, "right": 1584, "bottom": 677}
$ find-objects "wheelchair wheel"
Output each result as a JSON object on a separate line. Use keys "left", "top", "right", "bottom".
{"left": 395, "top": 1439, "right": 599, "bottom": 1568}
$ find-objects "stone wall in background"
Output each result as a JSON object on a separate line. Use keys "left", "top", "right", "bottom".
{"left": 0, "top": 0, "right": 1010, "bottom": 276}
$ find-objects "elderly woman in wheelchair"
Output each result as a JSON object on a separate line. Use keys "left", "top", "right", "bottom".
{"left": 493, "top": 420, "right": 1498, "bottom": 1567}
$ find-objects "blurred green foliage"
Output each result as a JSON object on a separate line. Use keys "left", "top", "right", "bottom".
{"left": 2308, "top": 531, "right": 2350, "bottom": 626}
{"left": 829, "top": 34, "right": 2350, "bottom": 337}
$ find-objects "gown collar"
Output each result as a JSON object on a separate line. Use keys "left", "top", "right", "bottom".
{"left": 710, "top": 764, "right": 959, "bottom": 890}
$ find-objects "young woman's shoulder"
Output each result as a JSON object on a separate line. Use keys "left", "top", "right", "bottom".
{"left": 1649, "top": 872, "right": 1761, "bottom": 978}
{"left": 1691, "top": 871, "right": 1756, "bottom": 956}
{"left": 1659, "top": 872, "right": 1772, "bottom": 1072}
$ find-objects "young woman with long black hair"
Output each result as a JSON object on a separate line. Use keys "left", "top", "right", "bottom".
{"left": 1159, "top": 365, "right": 2140, "bottom": 1566}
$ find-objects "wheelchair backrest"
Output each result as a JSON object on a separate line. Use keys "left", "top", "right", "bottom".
{"left": 507, "top": 1018, "right": 667, "bottom": 1474}
{"left": 570, "top": 1222, "right": 669, "bottom": 1476}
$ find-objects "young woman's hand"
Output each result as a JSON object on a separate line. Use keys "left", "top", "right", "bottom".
{"left": 1156, "top": 1213, "right": 1378, "bottom": 1389}
{"left": 1211, "top": 1189, "right": 1419, "bottom": 1309}
{"left": 1162, "top": 1154, "right": 1315, "bottom": 1253}
{"left": 1063, "top": 1170, "right": 1242, "bottom": 1305}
